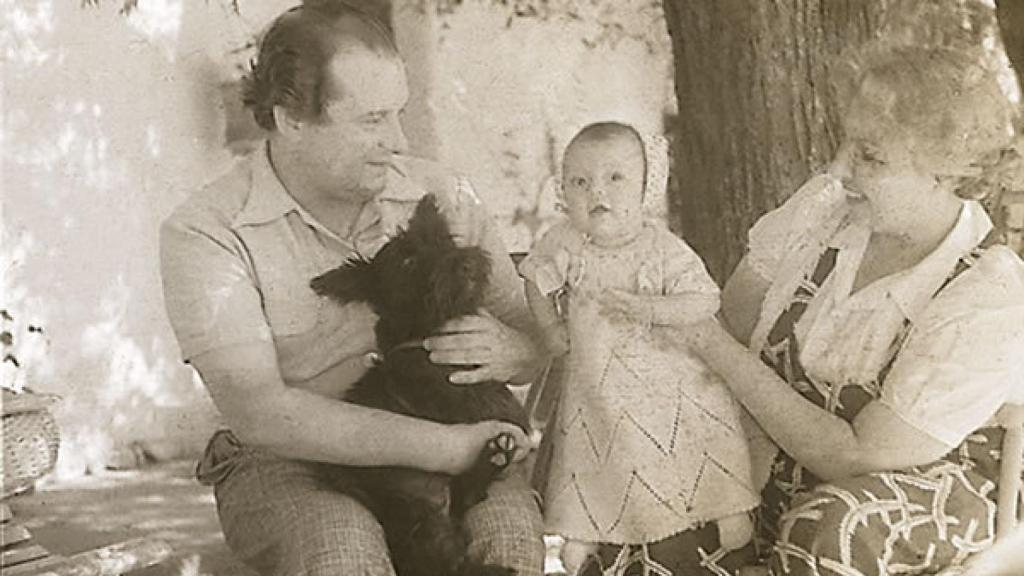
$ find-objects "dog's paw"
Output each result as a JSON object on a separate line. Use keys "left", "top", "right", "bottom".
{"left": 486, "top": 432, "right": 517, "bottom": 469}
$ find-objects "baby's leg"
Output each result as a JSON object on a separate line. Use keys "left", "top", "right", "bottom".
{"left": 560, "top": 539, "right": 599, "bottom": 576}
{"left": 717, "top": 512, "right": 754, "bottom": 551}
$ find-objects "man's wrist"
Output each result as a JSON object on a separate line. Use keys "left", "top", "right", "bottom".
{"left": 418, "top": 421, "right": 462, "bottom": 474}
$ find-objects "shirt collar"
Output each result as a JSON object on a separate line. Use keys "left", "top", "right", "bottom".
{"left": 884, "top": 200, "right": 993, "bottom": 323}
{"left": 231, "top": 144, "right": 426, "bottom": 233}
{"left": 232, "top": 143, "right": 305, "bottom": 229}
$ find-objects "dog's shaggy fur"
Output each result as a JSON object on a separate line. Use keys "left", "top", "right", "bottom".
{"left": 310, "top": 195, "right": 529, "bottom": 576}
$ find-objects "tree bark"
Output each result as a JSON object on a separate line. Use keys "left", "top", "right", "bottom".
{"left": 663, "top": 0, "right": 886, "bottom": 281}
{"left": 996, "top": 0, "right": 1024, "bottom": 87}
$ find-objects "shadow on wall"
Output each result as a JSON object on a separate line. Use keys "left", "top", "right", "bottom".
{"left": 0, "top": 0, "right": 295, "bottom": 478}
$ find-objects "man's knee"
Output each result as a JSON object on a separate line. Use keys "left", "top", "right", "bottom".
{"left": 279, "top": 497, "right": 395, "bottom": 576}
{"left": 216, "top": 457, "right": 396, "bottom": 576}
{"left": 464, "top": 473, "right": 545, "bottom": 576}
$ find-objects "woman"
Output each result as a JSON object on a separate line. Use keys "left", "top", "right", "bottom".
{"left": 687, "top": 45, "right": 1024, "bottom": 574}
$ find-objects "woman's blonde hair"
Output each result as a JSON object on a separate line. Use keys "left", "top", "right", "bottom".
{"left": 844, "top": 46, "right": 1016, "bottom": 193}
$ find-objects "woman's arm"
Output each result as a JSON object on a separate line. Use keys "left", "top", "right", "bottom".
{"left": 598, "top": 290, "right": 719, "bottom": 327}
{"left": 719, "top": 255, "right": 772, "bottom": 346}
{"left": 689, "top": 319, "right": 952, "bottom": 481}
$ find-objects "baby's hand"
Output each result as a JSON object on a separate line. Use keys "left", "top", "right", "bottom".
{"left": 598, "top": 289, "right": 651, "bottom": 324}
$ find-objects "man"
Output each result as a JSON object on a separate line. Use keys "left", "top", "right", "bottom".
{"left": 159, "top": 2, "right": 545, "bottom": 574}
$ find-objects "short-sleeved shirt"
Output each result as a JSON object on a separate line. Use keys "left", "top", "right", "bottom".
{"left": 745, "top": 174, "right": 1024, "bottom": 448}
{"left": 160, "top": 144, "right": 530, "bottom": 397}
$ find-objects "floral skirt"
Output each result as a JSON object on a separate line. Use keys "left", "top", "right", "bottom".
{"left": 764, "top": 429, "right": 1005, "bottom": 576}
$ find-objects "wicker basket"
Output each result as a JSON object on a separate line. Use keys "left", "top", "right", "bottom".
{"left": 1, "top": 390, "right": 61, "bottom": 499}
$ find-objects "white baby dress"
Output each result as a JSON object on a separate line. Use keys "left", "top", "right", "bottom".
{"left": 520, "top": 221, "right": 760, "bottom": 545}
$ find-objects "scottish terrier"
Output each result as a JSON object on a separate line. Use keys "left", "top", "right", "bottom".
{"left": 310, "top": 194, "right": 529, "bottom": 576}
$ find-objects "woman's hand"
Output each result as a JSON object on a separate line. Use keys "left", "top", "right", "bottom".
{"left": 439, "top": 420, "right": 534, "bottom": 475}
{"left": 423, "top": 310, "right": 541, "bottom": 385}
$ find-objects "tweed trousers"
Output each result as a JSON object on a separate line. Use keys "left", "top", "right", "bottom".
{"left": 198, "top": 430, "right": 545, "bottom": 576}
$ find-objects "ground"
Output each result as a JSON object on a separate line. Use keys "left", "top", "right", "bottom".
{"left": 7, "top": 460, "right": 566, "bottom": 575}
{"left": 6, "top": 461, "right": 254, "bottom": 576}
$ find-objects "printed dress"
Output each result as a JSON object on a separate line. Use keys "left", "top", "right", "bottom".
{"left": 744, "top": 175, "right": 1024, "bottom": 575}
{"left": 521, "top": 221, "right": 761, "bottom": 547}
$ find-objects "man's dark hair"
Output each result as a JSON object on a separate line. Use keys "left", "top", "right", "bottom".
{"left": 242, "top": 0, "right": 399, "bottom": 131}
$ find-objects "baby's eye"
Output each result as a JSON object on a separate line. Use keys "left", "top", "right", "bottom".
{"left": 610, "top": 172, "right": 625, "bottom": 182}
{"left": 570, "top": 176, "right": 588, "bottom": 188}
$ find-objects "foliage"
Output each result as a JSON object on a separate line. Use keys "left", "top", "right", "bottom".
{"left": 404, "top": 0, "right": 668, "bottom": 51}
{"left": 79, "top": 0, "right": 240, "bottom": 16}
{"left": 1, "top": 309, "right": 45, "bottom": 392}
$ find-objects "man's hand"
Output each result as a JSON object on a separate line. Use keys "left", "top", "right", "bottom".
{"left": 423, "top": 310, "right": 540, "bottom": 385}
{"left": 441, "top": 420, "right": 534, "bottom": 475}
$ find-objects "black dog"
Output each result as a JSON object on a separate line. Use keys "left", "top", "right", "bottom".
{"left": 310, "top": 194, "right": 529, "bottom": 576}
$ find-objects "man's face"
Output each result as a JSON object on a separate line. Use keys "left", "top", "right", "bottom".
{"left": 296, "top": 47, "right": 410, "bottom": 204}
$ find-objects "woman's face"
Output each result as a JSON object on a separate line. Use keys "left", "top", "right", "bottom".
{"left": 830, "top": 89, "right": 961, "bottom": 234}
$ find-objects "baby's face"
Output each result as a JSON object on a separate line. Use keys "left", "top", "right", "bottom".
{"left": 562, "top": 134, "right": 646, "bottom": 247}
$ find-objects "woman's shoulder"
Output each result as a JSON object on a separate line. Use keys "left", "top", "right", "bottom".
{"left": 920, "top": 244, "right": 1024, "bottom": 328}
{"left": 746, "top": 174, "right": 848, "bottom": 281}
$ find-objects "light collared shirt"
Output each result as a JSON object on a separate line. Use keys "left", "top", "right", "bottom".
{"left": 746, "top": 174, "right": 1024, "bottom": 447}
{"left": 160, "top": 145, "right": 530, "bottom": 397}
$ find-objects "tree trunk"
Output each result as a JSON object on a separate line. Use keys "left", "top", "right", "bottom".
{"left": 996, "top": 0, "right": 1024, "bottom": 86}
{"left": 663, "top": 0, "right": 886, "bottom": 282}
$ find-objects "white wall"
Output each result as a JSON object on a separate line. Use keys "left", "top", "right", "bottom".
{"left": 394, "top": 1, "right": 676, "bottom": 251}
{"left": 1, "top": 0, "right": 294, "bottom": 476}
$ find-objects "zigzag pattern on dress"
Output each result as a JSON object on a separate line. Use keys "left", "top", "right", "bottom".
{"left": 544, "top": 336, "right": 759, "bottom": 543}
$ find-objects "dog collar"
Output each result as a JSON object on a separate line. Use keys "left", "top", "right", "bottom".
{"left": 363, "top": 340, "right": 426, "bottom": 368}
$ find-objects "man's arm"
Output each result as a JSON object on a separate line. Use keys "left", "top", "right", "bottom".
{"left": 190, "top": 341, "right": 530, "bottom": 472}
{"left": 160, "top": 203, "right": 529, "bottom": 471}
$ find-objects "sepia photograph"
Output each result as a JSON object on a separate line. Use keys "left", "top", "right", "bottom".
{"left": 2, "top": 0, "right": 1024, "bottom": 574}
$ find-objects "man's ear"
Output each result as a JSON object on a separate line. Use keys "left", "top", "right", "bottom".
{"left": 310, "top": 258, "right": 376, "bottom": 304}
{"left": 272, "top": 105, "right": 304, "bottom": 141}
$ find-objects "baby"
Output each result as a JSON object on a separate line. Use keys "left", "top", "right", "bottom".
{"left": 520, "top": 122, "right": 759, "bottom": 574}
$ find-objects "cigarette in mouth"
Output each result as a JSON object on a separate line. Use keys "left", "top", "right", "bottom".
{"left": 389, "top": 154, "right": 409, "bottom": 177}
{"left": 456, "top": 175, "right": 482, "bottom": 206}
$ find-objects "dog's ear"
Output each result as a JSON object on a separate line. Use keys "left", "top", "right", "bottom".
{"left": 310, "top": 258, "right": 376, "bottom": 304}
{"left": 407, "top": 194, "right": 454, "bottom": 247}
